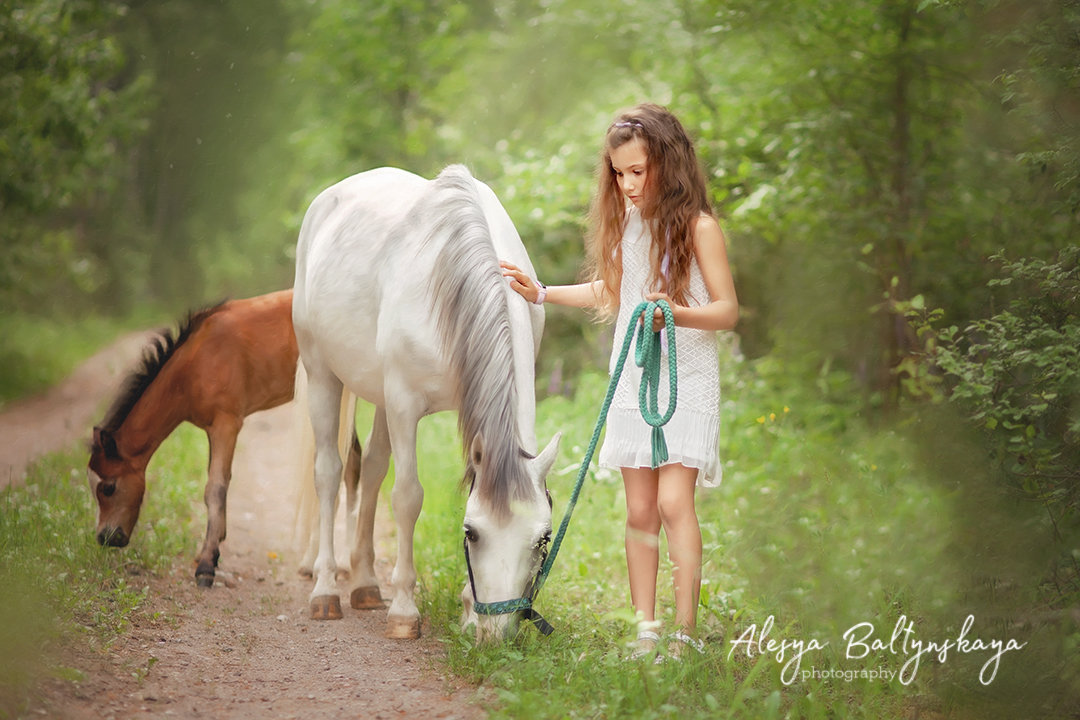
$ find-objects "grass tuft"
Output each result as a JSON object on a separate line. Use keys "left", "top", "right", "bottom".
{"left": 0, "top": 425, "right": 204, "bottom": 717}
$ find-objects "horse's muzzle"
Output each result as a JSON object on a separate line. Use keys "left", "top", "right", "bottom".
{"left": 475, "top": 612, "right": 520, "bottom": 644}
{"left": 97, "top": 526, "right": 129, "bottom": 547}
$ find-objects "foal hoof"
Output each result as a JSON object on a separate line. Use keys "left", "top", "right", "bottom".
{"left": 385, "top": 614, "right": 421, "bottom": 639}
{"left": 195, "top": 572, "right": 215, "bottom": 588}
{"left": 350, "top": 586, "right": 385, "bottom": 610}
{"left": 310, "top": 595, "right": 343, "bottom": 620}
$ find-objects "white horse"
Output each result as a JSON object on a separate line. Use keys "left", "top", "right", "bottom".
{"left": 292, "top": 165, "right": 560, "bottom": 641}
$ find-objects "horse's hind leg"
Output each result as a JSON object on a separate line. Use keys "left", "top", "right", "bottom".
{"left": 349, "top": 405, "right": 390, "bottom": 610}
{"left": 305, "top": 366, "right": 346, "bottom": 620}
{"left": 196, "top": 415, "right": 243, "bottom": 587}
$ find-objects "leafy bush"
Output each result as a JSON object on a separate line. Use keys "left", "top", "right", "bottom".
{"left": 911, "top": 246, "right": 1080, "bottom": 605}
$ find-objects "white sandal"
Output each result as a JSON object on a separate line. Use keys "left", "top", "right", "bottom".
{"left": 665, "top": 630, "right": 705, "bottom": 661}
{"left": 628, "top": 629, "right": 661, "bottom": 660}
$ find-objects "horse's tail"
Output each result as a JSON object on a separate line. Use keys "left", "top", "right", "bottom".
{"left": 427, "top": 165, "right": 529, "bottom": 520}
{"left": 291, "top": 358, "right": 357, "bottom": 574}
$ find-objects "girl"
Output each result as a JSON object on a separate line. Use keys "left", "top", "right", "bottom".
{"left": 501, "top": 103, "right": 738, "bottom": 658}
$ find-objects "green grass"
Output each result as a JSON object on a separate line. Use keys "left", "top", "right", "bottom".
{"left": 0, "top": 424, "right": 205, "bottom": 718}
{"left": 0, "top": 310, "right": 166, "bottom": 406}
{"left": 399, "top": 356, "right": 1078, "bottom": 719}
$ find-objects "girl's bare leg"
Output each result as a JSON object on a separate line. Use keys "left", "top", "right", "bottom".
{"left": 657, "top": 463, "right": 701, "bottom": 631}
{"left": 621, "top": 467, "right": 661, "bottom": 624}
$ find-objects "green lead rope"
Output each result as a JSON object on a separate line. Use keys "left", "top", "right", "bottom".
{"left": 534, "top": 299, "right": 677, "bottom": 594}
{"left": 635, "top": 300, "right": 678, "bottom": 466}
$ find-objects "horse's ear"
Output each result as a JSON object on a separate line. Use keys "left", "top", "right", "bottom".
{"left": 532, "top": 432, "right": 562, "bottom": 484}
{"left": 94, "top": 427, "right": 120, "bottom": 460}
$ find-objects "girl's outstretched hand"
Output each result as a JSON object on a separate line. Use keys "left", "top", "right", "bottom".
{"left": 500, "top": 261, "right": 540, "bottom": 304}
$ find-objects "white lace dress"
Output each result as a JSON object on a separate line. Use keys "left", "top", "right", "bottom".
{"left": 597, "top": 207, "right": 722, "bottom": 487}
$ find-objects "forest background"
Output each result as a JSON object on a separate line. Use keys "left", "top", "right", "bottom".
{"left": 2, "top": 0, "right": 1078, "bottom": 716}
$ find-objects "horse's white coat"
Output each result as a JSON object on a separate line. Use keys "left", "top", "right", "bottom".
{"left": 292, "top": 166, "right": 559, "bottom": 640}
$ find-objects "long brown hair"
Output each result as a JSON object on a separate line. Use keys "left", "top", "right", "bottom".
{"left": 585, "top": 103, "right": 714, "bottom": 317}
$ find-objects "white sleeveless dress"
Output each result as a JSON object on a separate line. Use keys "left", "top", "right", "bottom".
{"left": 597, "top": 207, "right": 722, "bottom": 487}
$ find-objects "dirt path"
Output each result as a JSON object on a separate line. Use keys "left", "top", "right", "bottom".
{"left": 0, "top": 331, "right": 157, "bottom": 487}
{"left": 5, "top": 335, "right": 486, "bottom": 719}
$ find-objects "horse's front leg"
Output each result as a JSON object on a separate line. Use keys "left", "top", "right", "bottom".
{"left": 196, "top": 415, "right": 242, "bottom": 587}
{"left": 384, "top": 402, "right": 423, "bottom": 639}
{"left": 306, "top": 370, "right": 346, "bottom": 620}
{"left": 348, "top": 405, "right": 390, "bottom": 610}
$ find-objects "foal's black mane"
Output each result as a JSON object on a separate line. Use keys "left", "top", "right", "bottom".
{"left": 99, "top": 301, "right": 227, "bottom": 435}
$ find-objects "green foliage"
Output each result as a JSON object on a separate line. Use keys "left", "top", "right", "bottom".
{"left": 912, "top": 247, "right": 1080, "bottom": 605}
{"left": 117, "top": 1, "right": 301, "bottom": 307}
{"left": 0, "top": 0, "right": 145, "bottom": 219}
{"left": 0, "top": 0, "right": 150, "bottom": 313}
{"left": 0, "top": 426, "right": 204, "bottom": 716}
{"left": 0, "top": 308, "right": 165, "bottom": 406}
{"left": 3, "top": 0, "right": 1076, "bottom": 405}
{"left": 716, "top": 0, "right": 1029, "bottom": 381}
{"left": 990, "top": 0, "right": 1080, "bottom": 214}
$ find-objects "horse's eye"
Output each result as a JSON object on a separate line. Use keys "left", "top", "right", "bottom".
{"left": 101, "top": 482, "right": 117, "bottom": 498}
{"left": 464, "top": 527, "right": 478, "bottom": 544}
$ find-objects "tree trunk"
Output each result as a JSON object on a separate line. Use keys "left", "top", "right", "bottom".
{"left": 877, "top": 1, "right": 918, "bottom": 407}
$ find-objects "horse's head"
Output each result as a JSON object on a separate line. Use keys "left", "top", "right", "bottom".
{"left": 460, "top": 432, "right": 561, "bottom": 643}
{"left": 87, "top": 426, "right": 145, "bottom": 547}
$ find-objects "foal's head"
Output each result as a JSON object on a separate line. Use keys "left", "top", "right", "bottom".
{"left": 85, "top": 313, "right": 211, "bottom": 549}
{"left": 88, "top": 426, "right": 145, "bottom": 547}
{"left": 460, "top": 432, "right": 561, "bottom": 643}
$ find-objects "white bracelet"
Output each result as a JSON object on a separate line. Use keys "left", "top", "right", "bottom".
{"left": 534, "top": 281, "right": 547, "bottom": 305}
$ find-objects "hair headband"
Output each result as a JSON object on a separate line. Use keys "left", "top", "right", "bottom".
{"left": 611, "top": 120, "right": 644, "bottom": 130}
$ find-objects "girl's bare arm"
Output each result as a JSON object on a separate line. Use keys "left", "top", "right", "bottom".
{"left": 500, "top": 261, "right": 605, "bottom": 309}
{"left": 647, "top": 216, "right": 739, "bottom": 332}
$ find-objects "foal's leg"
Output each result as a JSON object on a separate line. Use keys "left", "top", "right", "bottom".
{"left": 384, "top": 401, "right": 424, "bottom": 639}
{"left": 306, "top": 368, "right": 347, "bottom": 620}
{"left": 196, "top": 415, "right": 243, "bottom": 587}
{"left": 349, "top": 405, "right": 391, "bottom": 609}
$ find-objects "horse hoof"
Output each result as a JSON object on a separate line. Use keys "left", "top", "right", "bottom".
{"left": 310, "top": 595, "right": 343, "bottom": 620}
{"left": 297, "top": 567, "right": 313, "bottom": 579}
{"left": 385, "top": 615, "right": 421, "bottom": 639}
{"left": 350, "top": 586, "right": 385, "bottom": 610}
{"left": 196, "top": 573, "right": 215, "bottom": 588}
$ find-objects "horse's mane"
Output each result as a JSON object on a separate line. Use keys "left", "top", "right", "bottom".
{"left": 425, "top": 165, "right": 530, "bottom": 521}
{"left": 99, "top": 301, "right": 227, "bottom": 435}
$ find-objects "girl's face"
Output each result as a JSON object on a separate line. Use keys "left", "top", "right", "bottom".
{"left": 609, "top": 137, "right": 649, "bottom": 209}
